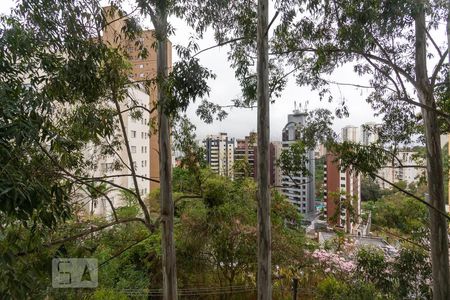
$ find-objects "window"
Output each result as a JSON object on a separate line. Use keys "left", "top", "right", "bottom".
{"left": 133, "top": 161, "right": 137, "bottom": 169}
{"left": 131, "top": 146, "right": 136, "bottom": 153}
{"left": 341, "top": 176, "right": 346, "bottom": 180}
{"left": 141, "top": 160, "right": 146, "bottom": 167}
{"left": 131, "top": 130, "right": 136, "bottom": 138}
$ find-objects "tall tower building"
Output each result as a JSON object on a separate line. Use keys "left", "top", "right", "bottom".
{"left": 280, "top": 109, "right": 316, "bottom": 215}
{"left": 87, "top": 86, "right": 151, "bottom": 216}
{"left": 204, "top": 133, "right": 235, "bottom": 179}
{"left": 324, "top": 125, "right": 362, "bottom": 233}
{"left": 341, "top": 125, "right": 361, "bottom": 143}
{"left": 272, "top": 141, "right": 283, "bottom": 188}
{"left": 361, "top": 122, "right": 379, "bottom": 145}
{"left": 234, "top": 132, "right": 257, "bottom": 179}
{"left": 102, "top": 6, "right": 172, "bottom": 191}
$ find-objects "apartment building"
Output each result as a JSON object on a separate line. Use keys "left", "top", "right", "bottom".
{"left": 324, "top": 125, "right": 362, "bottom": 234}
{"left": 361, "top": 122, "right": 380, "bottom": 145}
{"left": 280, "top": 109, "right": 316, "bottom": 214}
{"left": 272, "top": 141, "right": 283, "bottom": 188}
{"left": 204, "top": 133, "right": 235, "bottom": 179}
{"left": 87, "top": 86, "right": 151, "bottom": 216}
{"left": 342, "top": 125, "right": 360, "bottom": 143}
{"left": 324, "top": 153, "right": 362, "bottom": 234}
{"left": 376, "top": 151, "right": 425, "bottom": 189}
{"left": 103, "top": 6, "right": 173, "bottom": 191}
{"left": 234, "top": 132, "right": 257, "bottom": 179}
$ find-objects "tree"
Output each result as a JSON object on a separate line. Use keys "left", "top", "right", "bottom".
{"left": 360, "top": 176, "right": 382, "bottom": 201}
{"left": 256, "top": 0, "right": 272, "bottom": 298}
{"left": 1, "top": 1, "right": 217, "bottom": 298}
{"left": 270, "top": 1, "right": 449, "bottom": 296}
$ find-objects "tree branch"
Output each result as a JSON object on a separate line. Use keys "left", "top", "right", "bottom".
{"left": 103, "top": 6, "right": 140, "bottom": 28}
{"left": 423, "top": 24, "right": 443, "bottom": 59}
{"left": 16, "top": 217, "right": 147, "bottom": 256}
{"left": 111, "top": 91, "right": 152, "bottom": 227}
{"left": 192, "top": 37, "right": 247, "bottom": 58}
{"left": 371, "top": 172, "right": 450, "bottom": 221}
{"left": 97, "top": 235, "right": 151, "bottom": 269}
{"left": 431, "top": 49, "right": 449, "bottom": 88}
{"left": 80, "top": 173, "right": 160, "bottom": 184}
{"left": 270, "top": 47, "right": 417, "bottom": 87}
{"left": 265, "top": 10, "right": 279, "bottom": 37}
{"left": 119, "top": 104, "right": 157, "bottom": 115}
{"left": 37, "top": 144, "right": 119, "bottom": 222}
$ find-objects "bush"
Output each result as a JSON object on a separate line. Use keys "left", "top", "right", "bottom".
{"left": 317, "top": 276, "right": 381, "bottom": 300}
{"left": 317, "top": 277, "right": 349, "bottom": 300}
{"left": 88, "top": 288, "right": 129, "bottom": 300}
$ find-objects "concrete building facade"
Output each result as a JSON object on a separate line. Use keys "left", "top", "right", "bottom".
{"left": 103, "top": 6, "right": 172, "bottom": 191}
{"left": 324, "top": 125, "right": 362, "bottom": 234}
{"left": 342, "top": 125, "right": 361, "bottom": 143}
{"left": 324, "top": 153, "right": 362, "bottom": 234}
{"left": 272, "top": 141, "right": 283, "bottom": 188}
{"left": 280, "top": 109, "right": 316, "bottom": 214}
{"left": 234, "top": 132, "right": 257, "bottom": 179}
{"left": 87, "top": 86, "right": 151, "bottom": 216}
{"left": 361, "top": 122, "right": 380, "bottom": 145}
{"left": 376, "top": 151, "right": 425, "bottom": 189}
{"left": 204, "top": 133, "right": 235, "bottom": 179}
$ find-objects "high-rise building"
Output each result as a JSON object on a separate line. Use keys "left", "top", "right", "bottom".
{"left": 324, "top": 153, "right": 362, "bottom": 234}
{"left": 361, "top": 122, "right": 380, "bottom": 145}
{"left": 272, "top": 141, "right": 283, "bottom": 188}
{"left": 204, "top": 133, "right": 235, "bottom": 178}
{"left": 341, "top": 125, "right": 361, "bottom": 143}
{"left": 87, "top": 85, "right": 151, "bottom": 216}
{"left": 234, "top": 132, "right": 257, "bottom": 179}
{"left": 280, "top": 109, "right": 316, "bottom": 214}
{"left": 324, "top": 125, "right": 362, "bottom": 234}
{"left": 376, "top": 150, "right": 425, "bottom": 189}
{"left": 102, "top": 6, "right": 173, "bottom": 191}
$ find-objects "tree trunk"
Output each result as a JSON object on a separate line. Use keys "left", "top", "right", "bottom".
{"left": 155, "top": 3, "right": 177, "bottom": 299}
{"left": 256, "top": 0, "right": 272, "bottom": 299}
{"left": 447, "top": 0, "right": 450, "bottom": 215}
{"left": 415, "top": 2, "right": 450, "bottom": 299}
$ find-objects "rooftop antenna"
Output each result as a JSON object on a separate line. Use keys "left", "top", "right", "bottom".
{"left": 294, "top": 101, "right": 297, "bottom": 110}
{"left": 305, "top": 100, "right": 309, "bottom": 112}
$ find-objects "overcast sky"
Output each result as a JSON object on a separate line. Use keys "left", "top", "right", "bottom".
{"left": 1, "top": 0, "right": 383, "bottom": 141}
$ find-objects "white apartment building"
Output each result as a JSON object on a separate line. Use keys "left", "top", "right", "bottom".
{"left": 280, "top": 109, "right": 316, "bottom": 215}
{"left": 377, "top": 151, "right": 425, "bottom": 189}
{"left": 204, "top": 133, "right": 235, "bottom": 179}
{"left": 85, "top": 85, "right": 151, "bottom": 217}
{"left": 361, "top": 122, "right": 380, "bottom": 145}
{"left": 342, "top": 125, "right": 361, "bottom": 143}
{"left": 272, "top": 141, "right": 283, "bottom": 188}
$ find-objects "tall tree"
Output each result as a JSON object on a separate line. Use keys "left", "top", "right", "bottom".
{"left": 256, "top": 0, "right": 272, "bottom": 299}
{"left": 152, "top": 1, "right": 177, "bottom": 298}
{"left": 270, "top": 1, "right": 449, "bottom": 297}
